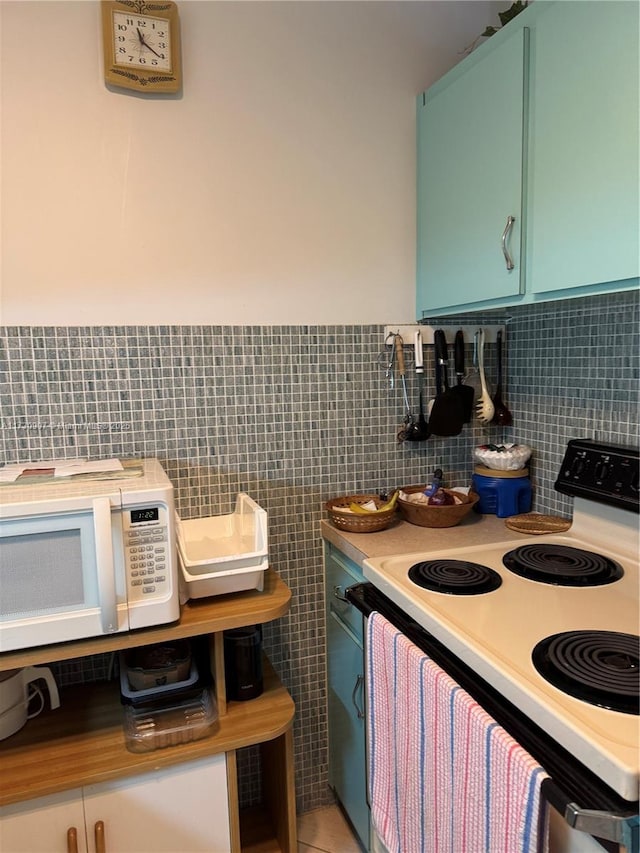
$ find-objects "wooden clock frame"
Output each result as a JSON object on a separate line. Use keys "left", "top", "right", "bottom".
{"left": 101, "top": 1, "right": 182, "bottom": 94}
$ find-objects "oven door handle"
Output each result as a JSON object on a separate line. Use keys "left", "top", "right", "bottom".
{"left": 566, "top": 804, "right": 639, "bottom": 847}
{"left": 543, "top": 779, "right": 640, "bottom": 848}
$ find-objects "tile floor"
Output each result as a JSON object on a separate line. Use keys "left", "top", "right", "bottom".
{"left": 297, "top": 804, "right": 362, "bottom": 853}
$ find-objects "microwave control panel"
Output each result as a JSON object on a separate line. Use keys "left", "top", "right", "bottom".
{"left": 122, "top": 504, "right": 172, "bottom": 600}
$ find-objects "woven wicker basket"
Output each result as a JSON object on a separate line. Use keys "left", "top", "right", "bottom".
{"left": 325, "top": 494, "right": 398, "bottom": 533}
{"left": 398, "top": 486, "right": 479, "bottom": 528}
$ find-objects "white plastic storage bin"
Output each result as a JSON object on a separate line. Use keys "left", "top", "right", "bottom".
{"left": 177, "top": 494, "right": 268, "bottom": 602}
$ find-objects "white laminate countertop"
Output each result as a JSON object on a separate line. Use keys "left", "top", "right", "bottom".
{"left": 321, "top": 513, "right": 541, "bottom": 570}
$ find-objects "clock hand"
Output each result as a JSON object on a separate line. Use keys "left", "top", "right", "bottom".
{"left": 136, "top": 27, "right": 163, "bottom": 58}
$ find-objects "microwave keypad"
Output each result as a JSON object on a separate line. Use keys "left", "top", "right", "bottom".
{"left": 126, "top": 526, "right": 169, "bottom": 596}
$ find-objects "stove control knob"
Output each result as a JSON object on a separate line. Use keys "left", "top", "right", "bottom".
{"left": 594, "top": 461, "right": 609, "bottom": 482}
{"left": 570, "top": 456, "right": 586, "bottom": 477}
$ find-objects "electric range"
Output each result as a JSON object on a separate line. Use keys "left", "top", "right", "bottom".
{"left": 361, "top": 440, "right": 639, "bottom": 847}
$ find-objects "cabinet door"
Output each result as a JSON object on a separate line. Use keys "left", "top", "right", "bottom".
{"left": 327, "top": 609, "right": 369, "bottom": 851}
{"left": 417, "top": 25, "right": 528, "bottom": 315}
{"left": 0, "top": 789, "right": 87, "bottom": 853}
{"left": 527, "top": 1, "right": 639, "bottom": 294}
{"left": 82, "top": 756, "right": 231, "bottom": 853}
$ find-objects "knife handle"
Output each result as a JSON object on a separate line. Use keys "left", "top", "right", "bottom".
{"left": 434, "top": 329, "right": 446, "bottom": 364}
{"left": 454, "top": 330, "right": 465, "bottom": 379}
{"left": 414, "top": 330, "right": 424, "bottom": 374}
{"left": 434, "top": 330, "right": 450, "bottom": 389}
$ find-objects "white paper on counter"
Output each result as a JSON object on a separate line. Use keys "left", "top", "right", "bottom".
{"left": 0, "top": 458, "right": 125, "bottom": 482}
{"left": 54, "top": 459, "right": 123, "bottom": 476}
{"left": 0, "top": 458, "right": 89, "bottom": 482}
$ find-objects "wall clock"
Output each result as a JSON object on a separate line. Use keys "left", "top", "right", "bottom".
{"left": 102, "top": 1, "right": 181, "bottom": 94}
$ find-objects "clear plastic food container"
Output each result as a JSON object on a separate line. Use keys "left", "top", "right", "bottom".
{"left": 122, "top": 687, "right": 219, "bottom": 753}
{"left": 119, "top": 653, "right": 199, "bottom": 704}
{"left": 122, "top": 640, "right": 192, "bottom": 691}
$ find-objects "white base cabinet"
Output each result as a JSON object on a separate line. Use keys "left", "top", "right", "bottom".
{"left": 0, "top": 755, "right": 231, "bottom": 853}
{"left": 0, "top": 789, "right": 85, "bottom": 853}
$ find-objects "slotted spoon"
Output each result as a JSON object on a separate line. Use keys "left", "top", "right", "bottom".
{"left": 475, "top": 329, "right": 495, "bottom": 424}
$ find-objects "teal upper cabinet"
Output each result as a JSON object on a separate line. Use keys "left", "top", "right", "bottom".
{"left": 417, "top": 1, "right": 639, "bottom": 318}
{"left": 417, "top": 25, "right": 528, "bottom": 313}
{"left": 527, "top": 1, "right": 639, "bottom": 296}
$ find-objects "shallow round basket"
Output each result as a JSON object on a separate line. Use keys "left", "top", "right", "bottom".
{"left": 398, "top": 486, "right": 479, "bottom": 528}
{"left": 325, "top": 495, "right": 398, "bottom": 533}
{"left": 473, "top": 444, "right": 532, "bottom": 471}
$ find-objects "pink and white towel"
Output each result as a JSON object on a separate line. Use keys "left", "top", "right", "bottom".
{"left": 367, "top": 612, "right": 550, "bottom": 853}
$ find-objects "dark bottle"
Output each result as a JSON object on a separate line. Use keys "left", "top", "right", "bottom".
{"left": 223, "top": 625, "right": 263, "bottom": 701}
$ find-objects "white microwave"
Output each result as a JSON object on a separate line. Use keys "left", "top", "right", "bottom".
{"left": 0, "top": 459, "right": 179, "bottom": 653}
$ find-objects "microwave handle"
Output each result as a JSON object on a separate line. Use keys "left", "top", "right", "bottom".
{"left": 94, "top": 497, "right": 117, "bottom": 633}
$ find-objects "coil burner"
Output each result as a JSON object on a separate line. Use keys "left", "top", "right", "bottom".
{"left": 408, "top": 560, "right": 502, "bottom": 595}
{"left": 502, "top": 544, "right": 623, "bottom": 586}
{"left": 532, "top": 630, "right": 640, "bottom": 714}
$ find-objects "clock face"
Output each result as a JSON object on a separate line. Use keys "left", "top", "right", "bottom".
{"left": 111, "top": 10, "right": 172, "bottom": 73}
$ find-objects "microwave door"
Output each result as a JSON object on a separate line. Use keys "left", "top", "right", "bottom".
{"left": 94, "top": 496, "right": 118, "bottom": 634}
{"left": 0, "top": 496, "right": 128, "bottom": 652}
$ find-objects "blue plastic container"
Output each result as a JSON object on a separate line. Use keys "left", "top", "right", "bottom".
{"left": 471, "top": 470, "right": 532, "bottom": 518}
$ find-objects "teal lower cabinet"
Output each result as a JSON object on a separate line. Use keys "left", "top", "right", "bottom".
{"left": 325, "top": 544, "right": 369, "bottom": 851}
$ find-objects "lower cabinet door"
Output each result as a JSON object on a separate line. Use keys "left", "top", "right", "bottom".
{"left": 82, "top": 755, "right": 231, "bottom": 853}
{"left": 0, "top": 756, "right": 231, "bottom": 853}
{"left": 0, "top": 789, "right": 87, "bottom": 853}
{"left": 327, "top": 608, "right": 369, "bottom": 851}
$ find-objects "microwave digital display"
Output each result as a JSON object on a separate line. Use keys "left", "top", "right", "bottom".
{"left": 131, "top": 507, "right": 159, "bottom": 524}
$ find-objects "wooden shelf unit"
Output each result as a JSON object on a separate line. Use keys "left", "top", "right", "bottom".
{"left": 0, "top": 569, "right": 297, "bottom": 853}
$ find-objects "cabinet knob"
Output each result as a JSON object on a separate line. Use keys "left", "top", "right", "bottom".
{"left": 67, "top": 827, "right": 79, "bottom": 853}
{"left": 501, "top": 215, "right": 516, "bottom": 270}
{"left": 95, "top": 820, "right": 107, "bottom": 853}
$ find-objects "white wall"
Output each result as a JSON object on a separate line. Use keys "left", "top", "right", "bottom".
{"left": 1, "top": 0, "right": 498, "bottom": 325}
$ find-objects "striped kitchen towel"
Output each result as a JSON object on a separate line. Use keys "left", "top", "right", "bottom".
{"left": 367, "top": 611, "right": 550, "bottom": 853}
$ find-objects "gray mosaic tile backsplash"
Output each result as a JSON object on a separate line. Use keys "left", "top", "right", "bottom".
{"left": 1, "top": 288, "right": 638, "bottom": 813}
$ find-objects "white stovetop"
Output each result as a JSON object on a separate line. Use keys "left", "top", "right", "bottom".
{"left": 361, "top": 511, "right": 640, "bottom": 802}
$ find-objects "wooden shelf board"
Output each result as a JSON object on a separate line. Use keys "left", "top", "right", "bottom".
{"left": 0, "top": 569, "right": 291, "bottom": 672}
{"left": 0, "top": 657, "right": 294, "bottom": 808}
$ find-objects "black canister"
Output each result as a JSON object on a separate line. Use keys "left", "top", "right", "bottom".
{"left": 223, "top": 625, "right": 263, "bottom": 701}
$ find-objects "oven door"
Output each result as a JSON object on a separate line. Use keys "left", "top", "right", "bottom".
{"left": 348, "top": 582, "right": 639, "bottom": 853}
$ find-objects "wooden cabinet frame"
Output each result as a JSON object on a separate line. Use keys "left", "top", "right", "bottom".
{"left": 0, "top": 569, "right": 296, "bottom": 853}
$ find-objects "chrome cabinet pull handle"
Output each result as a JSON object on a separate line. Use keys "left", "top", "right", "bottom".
{"left": 352, "top": 674, "right": 365, "bottom": 719}
{"left": 333, "top": 585, "right": 349, "bottom": 604}
{"left": 501, "top": 215, "right": 516, "bottom": 270}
